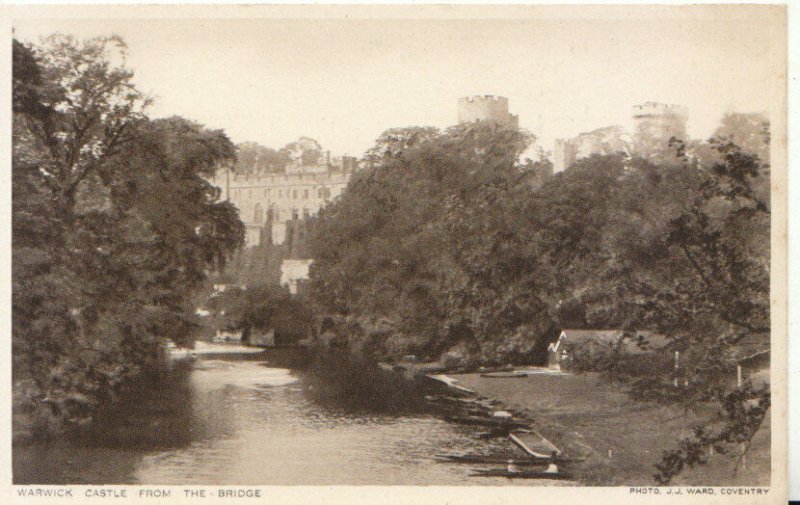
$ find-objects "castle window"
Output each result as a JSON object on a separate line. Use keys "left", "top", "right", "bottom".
{"left": 303, "top": 208, "right": 310, "bottom": 219}
{"left": 318, "top": 188, "right": 325, "bottom": 199}
{"left": 293, "top": 190, "right": 298, "bottom": 199}
{"left": 292, "top": 208, "right": 299, "bottom": 220}
{"left": 303, "top": 189, "right": 309, "bottom": 199}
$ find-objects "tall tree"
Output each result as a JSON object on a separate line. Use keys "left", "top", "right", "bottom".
{"left": 13, "top": 36, "right": 243, "bottom": 434}
{"left": 309, "top": 122, "right": 536, "bottom": 362}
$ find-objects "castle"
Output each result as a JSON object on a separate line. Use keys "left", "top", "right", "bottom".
{"left": 553, "top": 102, "right": 689, "bottom": 172}
{"left": 214, "top": 98, "right": 692, "bottom": 294}
{"left": 630, "top": 102, "right": 689, "bottom": 156}
{"left": 458, "top": 95, "right": 519, "bottom": 128}
{"left": 212, "top": 139, "right": 354, "bottom": 248}
{"left": 216, "top": 99, "right": 689, "bottom": 249}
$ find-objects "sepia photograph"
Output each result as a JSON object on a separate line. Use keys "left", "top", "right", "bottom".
{"left": 6, "top": 3, "right": 788, "bottom": 501}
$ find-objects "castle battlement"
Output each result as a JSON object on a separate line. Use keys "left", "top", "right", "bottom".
{"left": 226, "top": 171, "right": 350, "bottom": 188}
{"left": 459, "top": 95, "right": 508, "bottom": 104}
{"left": 632, "top": 102, "right": 689, "bottom": 118}
{"left": 457, "top": 95, "right": 518, "bottom": 128}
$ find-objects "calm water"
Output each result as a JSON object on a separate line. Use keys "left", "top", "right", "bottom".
{"left": 14, "top": 345, "right": 558, "bottom": 486}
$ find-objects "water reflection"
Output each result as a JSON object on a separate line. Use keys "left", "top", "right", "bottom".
{"left": 14, "top": 346, "right": 561, "bottom": 486}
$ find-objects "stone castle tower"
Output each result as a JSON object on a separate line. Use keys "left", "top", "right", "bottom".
{"left": 552, "top": 102, "right": 689, "bottom": 172}
{"left": 631, "top": 102, "right": 689, "bottom": 156}
{"left": 457, "top": 95, "right": 519, "bottom": 128}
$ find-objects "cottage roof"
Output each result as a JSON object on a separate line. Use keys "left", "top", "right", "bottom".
{"left": 560, "top": 329, "right": 622, "bottom": 345}
{"left": 551, "top": 329, "right": 669, "bottom": 354}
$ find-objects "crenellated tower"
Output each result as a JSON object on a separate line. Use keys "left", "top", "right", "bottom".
{"left": 631, "top": 102, "right": 689, "bottom": 157}
{"left": 457, "top": 95, "right": 519, "bottom": 128}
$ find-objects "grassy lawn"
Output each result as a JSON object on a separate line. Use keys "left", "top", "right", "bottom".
{"left": 453, "top": 372, "right": 770, "bottom": 486}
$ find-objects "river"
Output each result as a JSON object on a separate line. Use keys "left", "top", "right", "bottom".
{"left": 14, "top": 344, "right": 559, "bottom": 486}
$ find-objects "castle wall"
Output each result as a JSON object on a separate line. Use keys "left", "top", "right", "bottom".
{"left": 631, "top": 103, "right": 688, "bottom": 157}
{"left": 553, "top": 126, "right": 627, "bottom": 173}
{"left": 553, "top": 103, "right": 688, "bottom": 171}
{"left": 280, "top": 259, "right": 313, "bottom": 295}
{"left": 213, "top": 170, "right": 350, "bottom": 246}
{"left": 457, "top": 95, "right": 519, "bottom": 128}
{"left": 553, "top": 138, "right": 576, "bottom": 173}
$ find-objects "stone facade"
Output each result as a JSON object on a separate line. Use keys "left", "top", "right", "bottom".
{"left": 457, "top": 95, "right": 519, "bottom": 128}
{"left": 213, "top": 165, "right": 351, "bottom": 247}
{"left": 631, "top": 102, "right": 688, "bottom": 158}
{"left": 552, "top": 126, "right": 630, "bottom": 173}
{"left": 553, "top": 103, "right": 688, "bottom": 172}
{"left": 280, "top": 259, "right": 313, "bottom": 295}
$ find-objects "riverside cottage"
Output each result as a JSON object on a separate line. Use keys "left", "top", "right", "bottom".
{"left": 547, "top": 329, "right": 668, "bottom": 371}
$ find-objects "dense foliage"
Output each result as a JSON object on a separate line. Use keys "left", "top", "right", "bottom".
{"left": 235, "top": 141, "right": 290, "bottom": 174}
{"left": 234, "top": 137, "right": 332, "bottom": 175}
{"left": 208, "top": 285, "right": 315, "bottom": 345}
{"left": 13, "top": 35, "right": 244, "bottom": 435}
{"left": 309, "top": 122, "right": 539, "bottom": 362}
{"left": 308, "top": 116, "right": 770, "bottom": 481}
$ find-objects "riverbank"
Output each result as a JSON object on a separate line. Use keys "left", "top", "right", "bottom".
{"left": 450, "top": 371, "right": 770, "bottom": 486}
{"left": 15, "top": 343, "right": 770, "bottom": 486}
{"left": 15, "top": 349, "right": 555, "bottom": 485}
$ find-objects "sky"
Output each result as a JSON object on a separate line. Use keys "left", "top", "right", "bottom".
{"left": 13, "top": 8, "right": 785, "bottom": 158}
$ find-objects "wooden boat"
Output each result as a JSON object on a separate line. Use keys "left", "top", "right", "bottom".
{"left": 435, "top": 454, "right": 558, "bottom": 466}
{"left": 475, "top": 430, "right": 512, "bottom": 439}
{"left": 424, "top": 395, "right": 480, "bottom": 405}
{"left": 435, "top": 453, "right": 586, "bottom": 464}
{"left": 426, "top": 374, "right": 476, "bottom": 394}
{"left": 444, "top": 415, "right": 530, "bottom": 429}
{"left": 469, "top": 468, "right": 573, "bottom": 480}
{"left": 509, "top": 430, "right": 562, "bottom": 458}
{"left": 479, "top": 371, "right": 528, "bottom": 378}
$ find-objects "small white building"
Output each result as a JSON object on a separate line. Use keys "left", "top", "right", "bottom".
{"left": 547, "top": 329, "right": 667, "bottom": 371}
{"left": 280, "top": 259, "right": 313, "bottom": 295}
{"left": 249, "top": 329, "right": 276, "bottom": 347}
{"left": 214, "top": 329, "right": 243, "bottom": 343}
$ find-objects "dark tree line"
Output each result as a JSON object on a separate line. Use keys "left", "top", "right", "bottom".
{"left": 13, "top": 35, "right": 244, "bottom": 435}
{"left": 207, "top": 285, "right": 315, "bottom": 345}
{"left": 307, "top": 115, "right": 770, "bottom": 482}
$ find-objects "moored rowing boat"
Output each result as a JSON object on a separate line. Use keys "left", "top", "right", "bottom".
{"left": 434, "top": 453, "right": 587, "bottom": 464}
{"left": 444, "top": 415, "right": 530, "bottom": 429}
{"left": 469, "top": 468, "right": 573, "bottom": 479}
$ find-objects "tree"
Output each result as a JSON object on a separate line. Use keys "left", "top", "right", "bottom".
{"left": 309, "top": 122, "right": 537, "bottom": 362}
{"left": 210, "top": 285, "right": 314, "bottom": 344}
{"left": 644, "top": 138, "right": 770, "bottom": 483}
{"left": 13, "top": 36, "right": 243, "bottom": 435}
{"left": 527, "top": 135, "right": 770, "bottom": 482}
{"left": 236, "top": 141, "right": 289, "bottom": 174}
{"left": 17, "top": 35, "right": 150, "bottom": 213}
{"left": 280, "top": 137, "right": 324, "bottom": 167}
{"left": 310, "top": 111, "right": 770, "bottom": 482}
{"left": 361, "top": 126, "right": 441, "bottom": 167}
